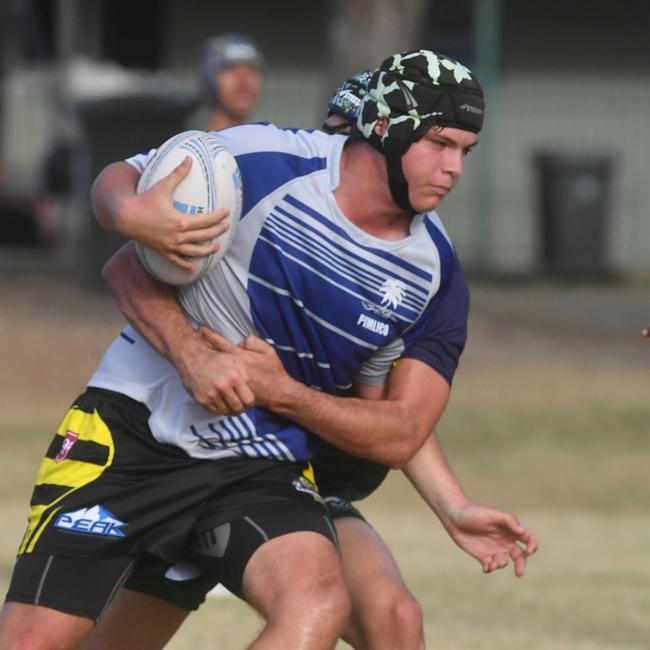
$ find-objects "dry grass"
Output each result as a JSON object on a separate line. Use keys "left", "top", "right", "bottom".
{"left": 162, "top": 505, "right": 650, "bottom": 650}
{"left": 1, "top": 271, "right": 648, "bottom": 649}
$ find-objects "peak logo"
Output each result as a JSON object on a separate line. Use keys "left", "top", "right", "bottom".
{"left": 55, "top": 505, "right": 127, "bottom": 538}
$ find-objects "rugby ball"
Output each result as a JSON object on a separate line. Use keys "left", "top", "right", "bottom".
{"left": 135, "top": 130, "right": 242, "bottom": 285}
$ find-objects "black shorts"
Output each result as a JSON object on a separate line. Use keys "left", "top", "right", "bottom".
{"left": 5, "top": 388, "right": 335, "bottom": 619}
{"left": 121, "top": 448, "right": 381, "bottom": 613}
{"left": 323, "top": 496, "right": 366, "bottom": 522}
{"left": 122, "top": 495, "right": 366, "bottom": 612}
{"left": 125, "top": 502, "right": 338, "bottom": 609}
{"left": 312, "top": 440, "right": 390, "bottom": 503}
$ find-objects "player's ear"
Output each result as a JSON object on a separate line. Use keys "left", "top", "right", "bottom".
{"left": 373, "top": 118, "right": 388, "bottom": 138}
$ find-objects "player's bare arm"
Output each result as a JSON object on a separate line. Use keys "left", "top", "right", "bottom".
{"left": 402, "top": 431, "right": 539, "bottom": 577}
{"left": 349, "top": 378, "right": 539, "bottom": 577}
{"left": 103, "top": 243, "right": 254, "bottom": 415}
{"left": 91, "top": 158, "right": 230, "bottom": 271}
{"left": 314, "top": 373, "right": 539, "bottom": 577}
{"left": 202, "top": 330, "right": 450, "bottom": 468}
{"left": 205, "top": 331, "right": 539, "bottom": 572}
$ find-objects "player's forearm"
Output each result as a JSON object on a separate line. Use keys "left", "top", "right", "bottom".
{"left": 103, "top": 242, "right": 206, "bottom": 369}
{"left": 402, "top": 432, "right": 469, "bottom": 526}
{"left": 91, "top": 161, "right": 141, "bottom": 235}
{"left": 266, "top": 365, "right": 448, "bottom": 469}
{"left": 255, "top": 358, "right": 450, "bottom": 468}
{"left": 269, "top": 384, "right": 418, "bottom": 467}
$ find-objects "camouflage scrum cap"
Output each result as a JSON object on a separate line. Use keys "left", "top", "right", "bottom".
{"left": 199, "top": 33, "right": 265, "bottom": 106}
{"left": 326, "top": 70, "right": 374, "bottom": 123}
{"left": 358, "top": 50, "right": 484, "bottom": 149}
{"left": 357, "top": 50, "right": 484, "bottom": 211}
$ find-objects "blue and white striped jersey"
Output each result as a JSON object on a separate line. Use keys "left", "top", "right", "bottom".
{"left": 89, "top": 123, "right": 460, "bottom": 462}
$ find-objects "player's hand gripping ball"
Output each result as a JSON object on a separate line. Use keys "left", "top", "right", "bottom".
{"left": 136, "top": 130, "right": 242, "bottom": 285}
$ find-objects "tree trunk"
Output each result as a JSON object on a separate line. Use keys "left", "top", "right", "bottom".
{"left": 326, "top": 0, "right": 428, "bottom": 91}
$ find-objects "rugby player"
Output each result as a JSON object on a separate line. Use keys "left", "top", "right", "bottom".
{"left": 87, "top": 61, "right": 538, "bottom": 650}
{"left": 199, "top": 33, "right": 264, "bottom": 132}
{"left": 0, "top": 50, "right": 537, "bottom": 650}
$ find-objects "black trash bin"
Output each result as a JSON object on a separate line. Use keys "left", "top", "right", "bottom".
{"left": 534, "top": 152, "right": 614, "bottom": 277}
{"left": 75, "top": 93, "right": 196, "bottom": 288}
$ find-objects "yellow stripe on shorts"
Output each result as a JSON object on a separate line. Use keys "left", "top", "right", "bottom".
{"left": 302, "top": 462, "right": 316, "bottom": 487}
{"left": 19, "top": 405, "right": 115, "bottom": 554}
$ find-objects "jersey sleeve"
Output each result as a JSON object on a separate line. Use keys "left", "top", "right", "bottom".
{"left": 354, "top": 254, "right": 469, "bottom": 388}
{"left": 353, "top": 338, "right": 406, "bottom": 386}
{"left": 401, "top": 255, "right": 469, "bottom": 385}
{"left": 124, "top": 149, "right": 157, "bottom": 173}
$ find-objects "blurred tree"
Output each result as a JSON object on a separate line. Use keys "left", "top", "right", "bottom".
{"left": 327, "top": 0, "right": 428, "bottom": 88}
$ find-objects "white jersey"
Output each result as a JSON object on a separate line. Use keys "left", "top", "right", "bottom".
{"left": 88, "top": 123, "right": 457, "bottom": 462}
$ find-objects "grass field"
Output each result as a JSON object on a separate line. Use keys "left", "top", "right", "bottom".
{"left": 1, "top": 271, "right": 648, "bottom": 649}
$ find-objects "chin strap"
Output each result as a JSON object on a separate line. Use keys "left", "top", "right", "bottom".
{"left": 384, "top": 144, "right": 415, "bottom": 214}
{"left": 365, "top": 129, "right": 416, "bottom": 214}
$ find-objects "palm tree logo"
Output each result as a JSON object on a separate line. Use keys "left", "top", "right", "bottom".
{"left": 379, "top": 278, "right": 407, "bottom": 310}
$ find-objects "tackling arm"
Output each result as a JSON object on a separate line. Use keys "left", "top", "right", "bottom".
{"left": 402, "top": 432, "right": 539, "bottom": 576}
{"left": 352, "top": 379, "right": 539, "bottom": 576}
{"left": 203, "top": 332, "right": 450, "bottom": 468}
{"left": 103, "top": 244, "right": 254, "bottom": 415}
{"left": 266, "top": 356, "right": 450, "bottom": 468}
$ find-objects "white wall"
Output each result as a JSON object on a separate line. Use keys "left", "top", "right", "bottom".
{"left": 440, "top": 74, "right": 650, "bottom": 277}
{"left": 3, "top": 67, "right": 649, "bottom": 276}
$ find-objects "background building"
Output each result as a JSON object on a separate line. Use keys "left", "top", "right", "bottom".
{"left": 1, "top": 0, "right": 649, "bottom": 277}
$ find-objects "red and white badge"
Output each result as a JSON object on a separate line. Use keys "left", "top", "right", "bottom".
{"left": 56, "top": 430, "right": 79, "bottom": 463}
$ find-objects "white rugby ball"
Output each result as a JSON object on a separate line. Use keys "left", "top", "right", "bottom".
{"left": 135, "top": 130, "right": 242, "bottom": 285}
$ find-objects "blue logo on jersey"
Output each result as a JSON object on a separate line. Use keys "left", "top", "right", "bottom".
{"left": 54, "top": 505, "right": 127, "bottom": 538}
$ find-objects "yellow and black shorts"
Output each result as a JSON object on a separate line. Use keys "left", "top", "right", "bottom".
{"left": 5, "top": 388, "right": 335, "bottom": 620}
